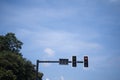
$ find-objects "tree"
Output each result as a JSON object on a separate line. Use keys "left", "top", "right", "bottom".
{"left": 0, "top": 33, "right": 23, "bottom": 53}
{"left": 0, "top": 33, "right": 43, "bottom": 80}
{"left": 0, "top": 68, "right": 16, "bottom": 80}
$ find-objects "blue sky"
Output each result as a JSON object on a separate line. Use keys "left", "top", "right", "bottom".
{"left": 0, "top": 0, "right": 120, "bottom": 80}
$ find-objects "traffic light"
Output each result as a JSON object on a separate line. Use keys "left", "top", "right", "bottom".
{"left": 84, "top": 56, "right": 88, "bottom": 67}
{"left": 72, "top": 56, "right": 77, "bottom": 67}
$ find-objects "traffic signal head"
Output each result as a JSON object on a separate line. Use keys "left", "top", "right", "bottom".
{"left": 72, "top": 56, "right": 77, "bottom": 67}
{"left": 84, "top": 56, "right": 88, "bottom": 67}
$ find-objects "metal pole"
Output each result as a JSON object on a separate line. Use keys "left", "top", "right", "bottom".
{"left": 35, "top": 58, "right": 84, "bottom": 80}
{"left": 36, "top": 60, "right": 39, "bottom": 80}
{"left": 38, "top": 60, "right": 83, "bottom": 63}
{"left": 38, "top": 61, "right": 59, "bottom": 63}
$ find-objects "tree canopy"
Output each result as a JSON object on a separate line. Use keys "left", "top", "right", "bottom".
{"left": 0, "top": 33, "right": 43, "bottom": 80}
{"left": 0, "top": 33, "right": 23, "bottom": 53}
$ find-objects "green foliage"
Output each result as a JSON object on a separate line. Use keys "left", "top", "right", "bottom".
{"left": 0, "top": 33, "right": 23, "bottom": 53}
{"left": 0, "top": 67, "right": 16, "bottom": 80}
{"left": 0, "top": 33, "right": 43, "bottom": 80}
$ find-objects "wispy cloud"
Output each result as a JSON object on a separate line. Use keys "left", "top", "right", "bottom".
{"left": 16, "top": 28, "right": 102, "bottom": 55}
{"left": 46, "top": 78, "right": 50, "bottom": 80}
{"left": 44, "top": 48, "right": 55, "bottom": 57}
{"left": 60, "top": 76, "right": 64, "bottom": 80}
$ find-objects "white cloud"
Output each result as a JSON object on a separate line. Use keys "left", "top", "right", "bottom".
{"left": 39, "top": 48, "right": 55, "bottom": 67}
{"left": 16, "top": 28, "right": 102, "bottom": 55}
{"left": 44, "top": 48, "right": 55, "bottom": 57}
{"left": 60, "top": 76, "right": 64, "bottom": 80}
{"left": 46, "top": 78, "right": 50, "bottom": 80}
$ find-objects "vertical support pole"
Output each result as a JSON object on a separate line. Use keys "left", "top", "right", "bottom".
{"left": 36, "top": 60, "right": 39, "bottom": 80}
